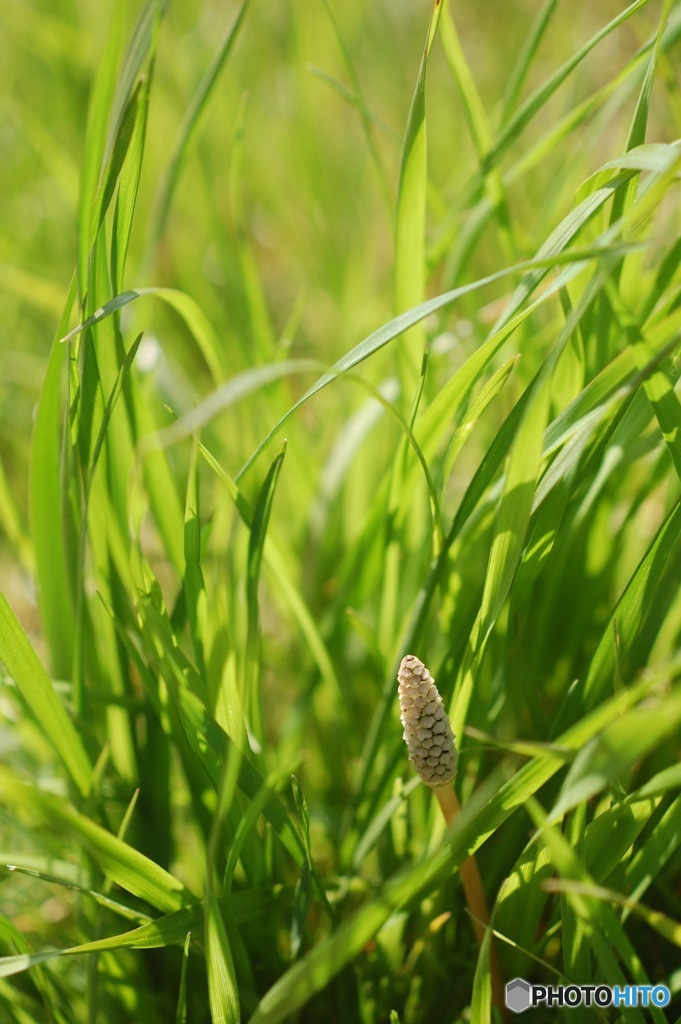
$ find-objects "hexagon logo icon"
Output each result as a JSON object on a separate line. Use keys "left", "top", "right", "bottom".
{"left": 506, "top": 978, "right": 531, "bottom": 1014}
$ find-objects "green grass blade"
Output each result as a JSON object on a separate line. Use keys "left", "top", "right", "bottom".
{"left": 582, "top": 500, "right": 681, "bottom": 707}
{"left": 229, "top": 95, "right": 276, "bottom": 361}
{"left": 175, "top": 932, "right": 191, "bottom": 1024}
{"left": 0, "top": 593, "right": 91, "bottom": 797}
{"left": 110, "top": 54, "right": 153, "bottom": 292}
{"left": 550, "top": 688, "right": 681, "bottom": 820}
{"left": 246, "top": 442, "right": 287, "bottom": 746}
{"left": 486, "top": 0, "right": 652, "bottom": 170}
{"left": 150, "top": 0, "right": 251, "bottom": 248}
{"left": 237, "top": 243, "right": 632, "bottom": 482}
{"left": 199, "top": 443, "right": 345, "bottom": 720}
{"left": 318, "top": 0, "right": 392, "bottom": 218}
{"left": 77, "top": 6, "right": 124, "bottom": 299}
{"left": 205, "top": 891, "right": 239, "bottom": 1024}
{"left": 174, "top": 686, "right": 307, "bottom": 870}
{"left": 0, "top": 908, "right": 201, "bottom": 979}
{"left": 439, "top": 3, "right": 515, "bottom": 266}
{"left": 1, "top": 776, "right": 193, "bottom": 913}
{"left": 500, "top": 0, "right": 560, "bottom": 119}
{"left": 248, "top": 681, "right": 651, "bottom": 1023}
{"left": 393, "top": 0, "right": 443, "bottom": 397}
{"left": 624, "top": 796, "right": 681, "bottom": 909}
{"left": 183, "top": 441, "right": 207, "bottom": 675}
{"left": 478, "top": 377, "right": 551, "bottom": 644}
{"left": 3, "top": 774, "right": 191, "bottom": 913}
{"left": 469, "top": 925, "right": 492, "bottom": 1024}
{"left": 548, "top": 878, "right": 681, "bottom": 949}
{"left": 440, "top": 356, "right": 518, "bottom": 485}
{"left": 29, "top": 276, "right": 79, "bottom": 677}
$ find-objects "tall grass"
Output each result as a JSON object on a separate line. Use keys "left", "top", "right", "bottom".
{"left": 1, "top": 0, "right": 680, "bottom": 1021}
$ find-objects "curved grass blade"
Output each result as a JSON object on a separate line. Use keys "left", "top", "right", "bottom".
{"left": 550, "top": 687, "right": 681, "bottom": 822}
{"left": 0, "top": 907, "right": 200, "bottom": 980}
{"left": 0, "top": 887, "right": 290, "bottom": 981}
{"left": 546, "top": 879, "right": 681, "bottom": 949}
{"left": 4, "top": 863, "right": 151, "bottom": 924}
{"left": 440, "top": 356, "right": 518, "bottom": 485}
{"left": 0, "top": 594, "right": 91, "bottom": 797}
{"left": 470, "top": 926, "right": 492, "bottom": 1024}
{"left": 528, "top": 803, "right": 661, "bottom": 1024}
{"left": 318, "top": 0, "right": 392, "bottom": 218}
{"left": 150, "top": 0, "right": 251, "bottom": 248}
{"left": 247, "top": 681, "right": 652, "bottom": 1024}
{"left": 0, "top": 776, "right": 194, "bottom": 913}
{"left": 394, "top": 0, "right": 443, "bottom": 397}
{"left": 485, "top": 0, "right": 652, "bottom": 170}
{"left": 236, "top": 242, "right": 635, "bottom": 483}
{"left": 198, "top": 443, "right": 345, "bottom": 717}
{"left": 581, "top": 499, "right": 681, "bottom": 708}
{"left": 500, "top": 0, "right": 560, "bottom": 119}
{"left": 175, "top": 685, "right": 308, "bottom": 871}
{"left": 440, "top": 3, "right": 514, "bottom": 266}
{"left": 624, "top": 796, "right": 681, "bottom": 912}
{"left": 61, "top": 286, "right": 228, "bottom": 384}
{"left": 111, "top": 52, "right": 153, "bottom": 292}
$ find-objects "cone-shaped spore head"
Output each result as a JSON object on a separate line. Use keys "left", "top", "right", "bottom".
{"left": 398, "top": 654, "right": 457, "bottom": 787}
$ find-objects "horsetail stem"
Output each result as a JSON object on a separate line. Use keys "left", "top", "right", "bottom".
{"left": 397, "top": 654, "right": 507, "bottom": 1018}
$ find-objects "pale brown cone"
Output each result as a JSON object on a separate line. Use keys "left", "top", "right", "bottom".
{"left": 397, "top": 654, "right": 457, "bottom": 787}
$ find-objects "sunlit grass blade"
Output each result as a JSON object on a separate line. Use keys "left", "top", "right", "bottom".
{"left": 245, "top": 442, "right": 286, "bottom": 747}
{"left": 76, "top": 5, "right": 125, "bottom": 299}
{"left": 550, "top": 688, "right": 681, "bottom": 821}
{"left": 205, "top": 892, "right": 239, "bottom": 1024}
{"left": 439, "top": 2, "right": 515, "bottom": 265}
{"left": 248, "top": 680, "right": 653, "bottom": 1023}
{"left": 469, "top": 926, "right": 492, "bottom": 1024}
{"left": 237, "top": 242, "right": 635, "bottom": 482}
{"left": 485, "top": 0, "right": 652, "bottom": 170}
{"left": 150, "top": 0, "right": 251, "bottom": 249}
{"left": 318, "top": 0, "right": 392, "bottom": 219}
{"left": 183, "top": 441, "right": 207, "bottom": 676}
{"left": 0, "top": 776, "right": 194, "bottom": 912}
{"left": 477, "top": 376, "right": 551, "bottom": 646}
{"left": 500, "top": 0, "right": 560, "bottom": 119}
{"left": 110, "top": 53, "right": 153, "bottom": 293}
{"left": 198, "top": 443, "right": 345, "bottom": 723}
{"left": 0, "top": 458, "right": 30, "bottom": 570}
{"left": 527, "top": 802, "right": 662, "bottom": 1024}
{"left": 624, "top": 795, "right": 681, "bottom": 909}
{"left": 0, "top": 907, "right": 201, "bottom": 979}
{"left": 547, "top": 879, "right": 681, "bottom": 950}
{"left": 29, "top": 276, "right": 79, "bottom": 678}
{"left": 393, "top": 0, "right": 442, "bottom": 397}
{"left": 174, "top": 686, "right": 308, "bottom": 871}
{"left": 0, "top": 594, "right": 91, "bottom": 797}
{"left": 580, "top": 500, "right": 681, "bottom": 708}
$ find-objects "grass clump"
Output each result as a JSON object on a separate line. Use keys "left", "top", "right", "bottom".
{"left": 0, "top": 1, "right": 680, "bottom": 1022}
